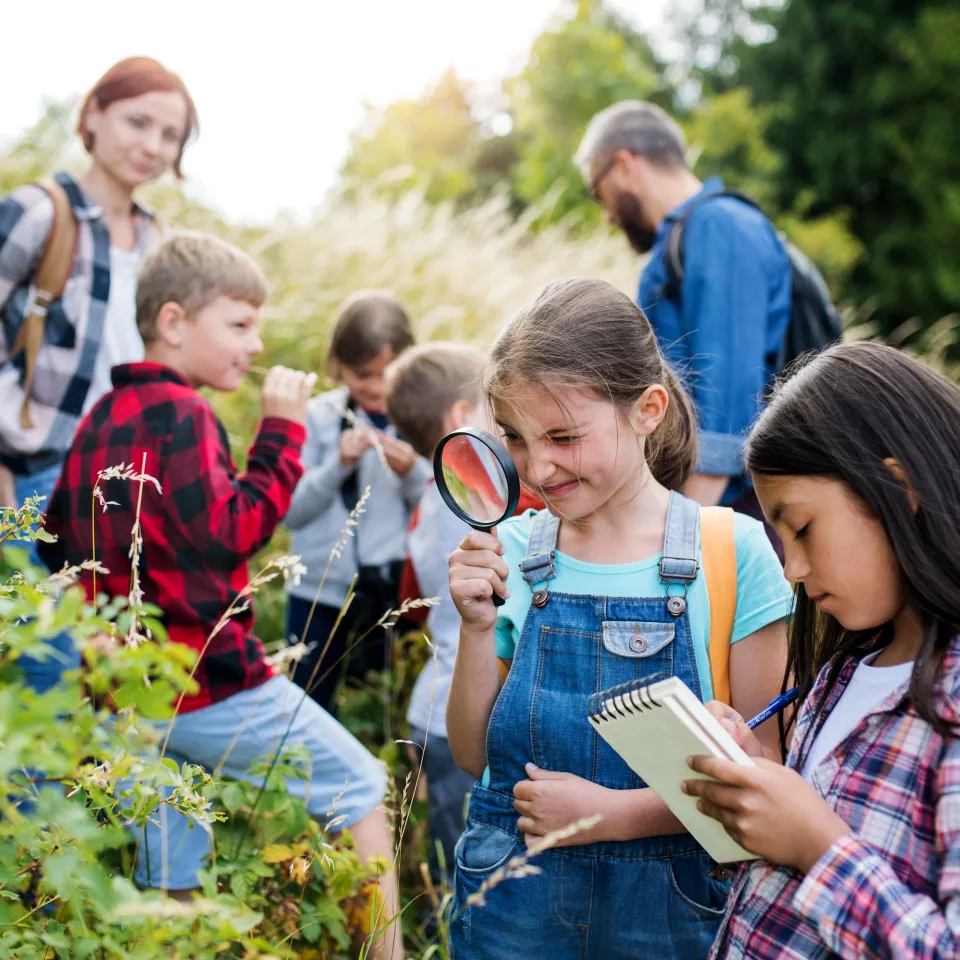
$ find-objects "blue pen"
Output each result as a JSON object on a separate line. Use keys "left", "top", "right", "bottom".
{"left": 746, "top": 687, "right": 801, "bottom": 729}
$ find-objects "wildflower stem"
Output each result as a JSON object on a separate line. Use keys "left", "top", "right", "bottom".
{"left": 91, "top": 493, "right": 97, "bottom": 598}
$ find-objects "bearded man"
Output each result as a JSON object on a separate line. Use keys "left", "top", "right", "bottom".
{"left": 575, "top": 101, "right": 791, "bottom": 518}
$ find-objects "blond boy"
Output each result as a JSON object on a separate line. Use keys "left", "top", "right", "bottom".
{"left": 41, "top": 232, "right": 401, "bottom": 958}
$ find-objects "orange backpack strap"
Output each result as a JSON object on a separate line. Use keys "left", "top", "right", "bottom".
{"left": 700, "top": 506, "right": 737, "bottom": 705}
{"left": 10, "top": 178, "right": 77, "bottom": 429}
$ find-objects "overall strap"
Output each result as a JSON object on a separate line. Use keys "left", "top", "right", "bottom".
{"left": 659, "top": 492, "right": 700, "bottom": 617}
{"left": 519, "top": 510, "right": 560, "bottom": 600}
{"left": 497, "top": 511, "right": 559, "bottom": 684}
{"left": 339, "top": 394, "right": 360, "bottom": 509}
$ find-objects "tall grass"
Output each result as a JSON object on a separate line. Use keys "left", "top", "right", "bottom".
{"left": 196, "top": 185, "right": 637, "bottom": 436}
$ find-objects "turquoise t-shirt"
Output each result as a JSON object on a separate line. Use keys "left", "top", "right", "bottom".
{"left": 495, "top": 509, "right": 793, "bottom": 702}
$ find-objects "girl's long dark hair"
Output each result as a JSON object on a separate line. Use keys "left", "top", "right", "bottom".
{"left": 746, "top": 341, "right": 960, "bottom": 762}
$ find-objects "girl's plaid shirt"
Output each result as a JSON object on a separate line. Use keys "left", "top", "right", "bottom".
{"left": 710, "top": 635, "right": 960, "bottom": 959}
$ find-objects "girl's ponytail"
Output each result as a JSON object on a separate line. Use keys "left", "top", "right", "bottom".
{"left": 647, "top": 362, "right": 698, "bottom": 492}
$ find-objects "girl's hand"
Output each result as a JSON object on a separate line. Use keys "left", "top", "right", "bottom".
{"left": 682, "top": 755, "right": 850, "bottom": 873}
{"left": 513, "top": 764, "right": 614, "bottom": 846}
{"left": 339, "top": 428, "right": 372, "bottom": 468}
{"left": 448, "top": 530, "right": 510, "bottom": 631}
{"left": 704, "top": 701, "right": 766, "bottom": 759}
{"left": 379, "top": 433, "right": 417, "bottom": 477}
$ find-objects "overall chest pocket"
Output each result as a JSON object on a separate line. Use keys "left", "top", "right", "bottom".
{"left": 602, "top": 620, "right": 675, "bottom": 658}
{"left": 599, "top": 620, "right": 676, "bottom": 690}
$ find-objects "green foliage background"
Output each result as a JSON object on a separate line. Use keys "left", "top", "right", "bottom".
{"left": 343, "top": 0, "right": 957, "bottom": 332}
{"left": 0, "top": 0, "right": 957, "bottom": 955}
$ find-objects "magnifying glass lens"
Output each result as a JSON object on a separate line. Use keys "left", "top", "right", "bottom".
{"left": 439, "top": 434, "right": 510, "bottom": 526}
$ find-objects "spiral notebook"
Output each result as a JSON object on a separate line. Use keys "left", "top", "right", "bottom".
{"left": 587, "top": 675, "right": 759, "bottom": 864}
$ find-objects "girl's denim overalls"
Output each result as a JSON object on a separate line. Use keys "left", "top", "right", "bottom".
{"left": 450, "top": 493, "right": 730, "bottom": 959}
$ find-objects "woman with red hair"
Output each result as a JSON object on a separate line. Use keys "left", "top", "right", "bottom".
{"left": 0, "top": 57, "right": 198, "bottom": 681}
{"left": 0, "top": 57, "right": 198, "bottom": 509}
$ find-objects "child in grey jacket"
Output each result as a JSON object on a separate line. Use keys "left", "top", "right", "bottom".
{"left": 285, "top": 292, "right": 428, "bottom": 713}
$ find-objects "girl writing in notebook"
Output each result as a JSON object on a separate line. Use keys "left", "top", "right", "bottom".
{"left": 683, "top": 342, "right": 960, "bottom": 959}
{"left": 446, "top": 278, "right": 793, "bottom": 959}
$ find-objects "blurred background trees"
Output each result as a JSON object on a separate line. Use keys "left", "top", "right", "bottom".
{"left": 1, "top": 0, "right": 957, "bottom": 391}
{"left": 338, "top": 0, "right": 956, "bottom": 333}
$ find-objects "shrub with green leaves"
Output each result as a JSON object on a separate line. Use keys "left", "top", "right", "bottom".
{"left": 0, "top": 496, "right": 384, "bottom": 959}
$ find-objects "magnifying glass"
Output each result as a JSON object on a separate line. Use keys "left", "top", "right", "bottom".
{"left": 433, "top": 427, "right": 521, "bottom": 607}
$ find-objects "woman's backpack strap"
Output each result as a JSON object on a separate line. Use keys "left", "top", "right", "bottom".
{"left": 9, "top": 178, "right": 77, "bottom": 429}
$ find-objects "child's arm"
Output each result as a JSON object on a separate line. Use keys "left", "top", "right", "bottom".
{"left": 284, "top": 409, "right": 370, "bottom": 530}
{"left": 729, "top": 619, "right": 790, "bottom": 760}
{"left": 445, "top": 530, "right": 510, "bottom": 779}
{"left": 163, "top": 368, "right": 313, "bottom": 559}
{"left": 728, "top": 519, "right": 795, "bottom": 757}
{"left": 685, "top": 734, "right": 960, "bottom": 959}
{"left": 514, "top": 768, "right": 686, "bottom": 846}
{"left": 399, "top": 455, "right": 430, "bottom": 510}
{"left": 447, "top": 622, "right": 501, "bottom": 779}
{"left": 377, "top": 433, "right": 429, "bottom": 509}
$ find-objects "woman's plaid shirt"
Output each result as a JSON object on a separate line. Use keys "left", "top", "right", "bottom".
{"left": 0, "top": 171, "right": 156, "bottom": 475}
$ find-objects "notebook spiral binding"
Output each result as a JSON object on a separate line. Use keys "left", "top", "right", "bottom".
{"left": 588, "top": 672, "right": 668, "bottom": 723}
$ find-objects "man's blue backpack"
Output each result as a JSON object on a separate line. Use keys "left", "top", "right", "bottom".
{"left": 663, "top": 188, "right": 843, "bottom": 376}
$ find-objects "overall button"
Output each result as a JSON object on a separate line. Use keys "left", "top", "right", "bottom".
{"left": 532, "top": 589, "right": 549, "bottom": 608}
{"left": 629, "top": 632, "right": 648, "bottom": 653}
{"left": 667, "top": 595, "right": 686, "bottom": 617}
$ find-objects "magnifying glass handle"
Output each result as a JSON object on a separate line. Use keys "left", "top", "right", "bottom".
{"left": 492, "top": 593, "right": 506, "bottom": 608}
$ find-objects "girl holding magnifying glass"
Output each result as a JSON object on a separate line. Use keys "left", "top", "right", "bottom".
{"left": 446, "top": 278, "right": 793, "bottom": 959}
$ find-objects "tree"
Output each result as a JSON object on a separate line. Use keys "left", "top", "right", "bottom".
{"left": 339, "top": 69, "right": 516, "bottom": 207}
{"left": 741, "top": 0, "right": 960, "bottom": 329}
{"left": 506, "top": 0, "right": 664, "bottom": 224}
{"left": 0, "top": 101, "right": 75, "bottom": 194}
{"left": 660, "top": 0, "right": 770, "bottom": 99}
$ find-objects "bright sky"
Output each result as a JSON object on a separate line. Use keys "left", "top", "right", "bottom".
{"left": 1, "top": 0, "right": 654, "bottom": 224}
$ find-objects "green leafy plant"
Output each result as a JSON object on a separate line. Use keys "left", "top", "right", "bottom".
{"left": 0, "top": 487, "right": 390, "bottom": 959}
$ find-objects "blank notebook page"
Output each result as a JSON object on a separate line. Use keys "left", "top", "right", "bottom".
{"left": 587, "top": 676, "right": 760, "bottom": 864}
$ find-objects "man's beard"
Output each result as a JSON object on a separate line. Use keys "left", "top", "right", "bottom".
{"left": 614, "top": 191, "right": 657, "bottom": 255}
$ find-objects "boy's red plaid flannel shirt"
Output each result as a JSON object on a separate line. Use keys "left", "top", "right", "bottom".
{"left": 40, "top": 362, "right": 305, "bottom": 712}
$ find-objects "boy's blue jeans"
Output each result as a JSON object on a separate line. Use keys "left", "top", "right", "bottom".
{"left": 120, "top": 675, "right": 388, "bottom": 890}
{"left": 11, "top": 463, "right": 82, "bottom": 690}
